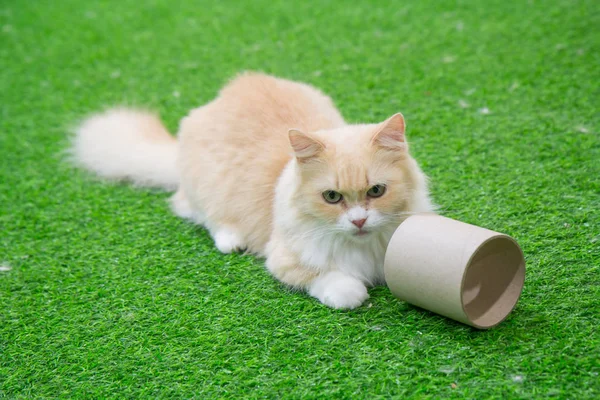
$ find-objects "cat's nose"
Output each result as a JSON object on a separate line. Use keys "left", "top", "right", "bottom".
{"left": 351, "top": 218, "right": 367, "bottom": 229}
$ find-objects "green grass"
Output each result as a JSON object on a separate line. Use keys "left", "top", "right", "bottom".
{"left": 1, "top": 0, "right": 599, "bottom": 397}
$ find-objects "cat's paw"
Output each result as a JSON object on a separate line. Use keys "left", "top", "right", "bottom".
{"left": 309, "top": 271, "right": 369, "bottom": 309}
{"left": 169, "top": 190, "right": 206, "bottom": 224}
{"left": 213, "top": 228, "right": 246, "bottom": 254}
{"left": 171, "top": 190, "right": 196, "bottom": 219}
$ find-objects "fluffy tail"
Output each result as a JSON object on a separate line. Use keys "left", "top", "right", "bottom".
{"left": 70, "top": 108, "right": 179, "bottom": 190}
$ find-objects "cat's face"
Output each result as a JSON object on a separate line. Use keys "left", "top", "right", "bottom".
{"left": 289, "top": 114, "right": 417, "bottom": 241}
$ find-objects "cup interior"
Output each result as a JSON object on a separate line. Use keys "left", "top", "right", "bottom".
{"left": 461, "top": 236, "right": 525, "bottom": 328}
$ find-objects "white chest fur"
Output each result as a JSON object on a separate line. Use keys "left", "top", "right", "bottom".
{"left": 291, "top": 228, "right": 391, "bottom": 286}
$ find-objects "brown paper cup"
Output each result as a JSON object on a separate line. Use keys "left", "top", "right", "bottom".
{"left": 384, "top": 214, "right": 525, "bottom": 329}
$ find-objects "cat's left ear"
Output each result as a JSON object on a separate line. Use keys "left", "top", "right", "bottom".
{"left": 371, "top": 113, "right": 407, "bottom": 151}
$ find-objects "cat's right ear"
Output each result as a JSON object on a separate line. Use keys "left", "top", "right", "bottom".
{"left": 288, "top": 129, "right": 324, "bottom": 163}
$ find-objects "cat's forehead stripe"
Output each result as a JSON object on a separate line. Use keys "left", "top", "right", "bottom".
{"left": 336, "top": 162, "right": 369, "bottom": 191}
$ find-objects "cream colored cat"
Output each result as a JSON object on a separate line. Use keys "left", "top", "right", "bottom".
{"left": 72, "top": 72, "right": 434, "bottom": 309}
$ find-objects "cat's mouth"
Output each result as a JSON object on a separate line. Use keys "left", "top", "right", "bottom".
{"left": 354, "top": 229, "right": 370, "bottom": 237}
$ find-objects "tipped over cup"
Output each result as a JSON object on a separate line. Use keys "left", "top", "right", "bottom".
{"left": 384, "top": 214, "right": 525, "bottom": 329}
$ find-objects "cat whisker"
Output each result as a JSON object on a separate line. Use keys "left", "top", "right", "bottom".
{"left": 295, "top": 225, "right": 348, "bottom": 240}
{"left": 379, "top": 211, "right": 425, "bottom": 220}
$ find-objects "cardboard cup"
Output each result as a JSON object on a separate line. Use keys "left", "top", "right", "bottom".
{"left": 384, "top": 214, "right": 525, "bottom": 329}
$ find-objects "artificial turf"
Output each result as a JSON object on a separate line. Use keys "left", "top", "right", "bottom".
{"left": 1, "top": 0, "right": 599, "bottom": 398}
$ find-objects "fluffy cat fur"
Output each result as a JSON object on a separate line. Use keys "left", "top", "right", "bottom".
{"left": 72, "top": 72, "right": 434, "bottom": 309}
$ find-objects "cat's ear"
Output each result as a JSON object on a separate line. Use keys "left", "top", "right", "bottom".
{"left": 288, "top": 129, "right": 325, "bottom": 162}
{"left": 371, "top": 113, "right": 407, "bottom": 151}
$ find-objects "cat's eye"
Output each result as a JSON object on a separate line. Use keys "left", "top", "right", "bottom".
{"left": 323, "top": 190, "right": 343, "bottom": 204}
{"left": 367, "top": 184, "right": 386, "bottom": 198}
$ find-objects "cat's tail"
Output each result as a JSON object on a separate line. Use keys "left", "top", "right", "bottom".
{"left": 70, "top": 108, "right": 179, "bottom": 190}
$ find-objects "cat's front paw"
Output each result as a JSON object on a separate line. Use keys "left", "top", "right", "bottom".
{"left": 212, "top": 227, "right": 246, "bottom": 254}
{"left": 309, "top": 271, "right": 369, "bottom": 309}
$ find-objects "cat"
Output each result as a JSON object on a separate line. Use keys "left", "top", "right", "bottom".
{"left": 72, "top": 72, "right": 434, "bottom": 309}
